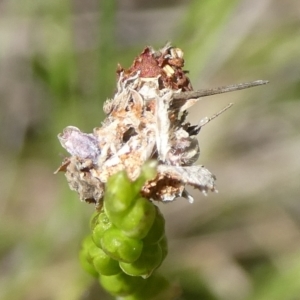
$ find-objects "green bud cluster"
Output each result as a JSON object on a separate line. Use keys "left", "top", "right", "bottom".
{"left": 79, "top": 162, "right": 170, "bottom": 299}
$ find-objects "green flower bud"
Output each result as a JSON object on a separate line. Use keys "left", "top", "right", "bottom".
{"left": 79, "top": 248, "right": 98, "bottom": 278}
{"left": 104, "top": 171, "right": 137, "bottom": 215}
{"left": 82, "top": 235, "right": 96, "bottom": 250}
{"left": 132, "top": 161, "right": 157, "bottom": 195}
{"left": 143, "top": 207, "right": 165, "bottom": 245}
{"left": 81, "top": 236, "right": 97, "bottom": 263}
{"left": 89, "top": 211, "right": 100, "bottom": 230}
{"left": 159, "top": 235, "right": 168, "bottom": 262}
{"left": 101, "top": 227, "right": 143, "bottom": 263}
{"left": 99, "top": 272, "right": 145, "bottom": 297}
{"left": 88, "top": 238, "right": 103, "bottom": 261}
{"left": 92, "top": 211, "right": 112, "bottom": 248}
{"left": 118, "top": 197, "right": 156, "bottom": 239}
{"left": 93, "top": 247, "right": 121, "bottom": 276}
{"left": 119, "top": 243, "right": 162, "bottom": 278}
{"left": 121, "top": 273, "right": 171, "bottom": 300}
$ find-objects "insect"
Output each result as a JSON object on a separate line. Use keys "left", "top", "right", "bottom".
{"left": 56, "top": 44, "right": 268, "bottom": 206}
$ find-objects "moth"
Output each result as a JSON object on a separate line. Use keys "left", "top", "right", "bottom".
{"left": 56, "top": 44, "right": 268, "bottom": 206}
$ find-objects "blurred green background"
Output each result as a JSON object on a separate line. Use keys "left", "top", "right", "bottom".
{"left": 1, "top": 0, "right": 300, "bottom": 299}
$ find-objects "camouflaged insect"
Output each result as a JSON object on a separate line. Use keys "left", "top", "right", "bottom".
{"left": 56, "top": 44, "right": 268, "bottom": 206}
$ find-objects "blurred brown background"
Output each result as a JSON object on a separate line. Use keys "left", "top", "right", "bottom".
{"left": 1, "top": 0, "right": 300, "bottom": 299}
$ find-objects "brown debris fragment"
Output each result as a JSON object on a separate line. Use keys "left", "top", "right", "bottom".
{"left": 117, "top": 45, "right": 193, "bottom": 92}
